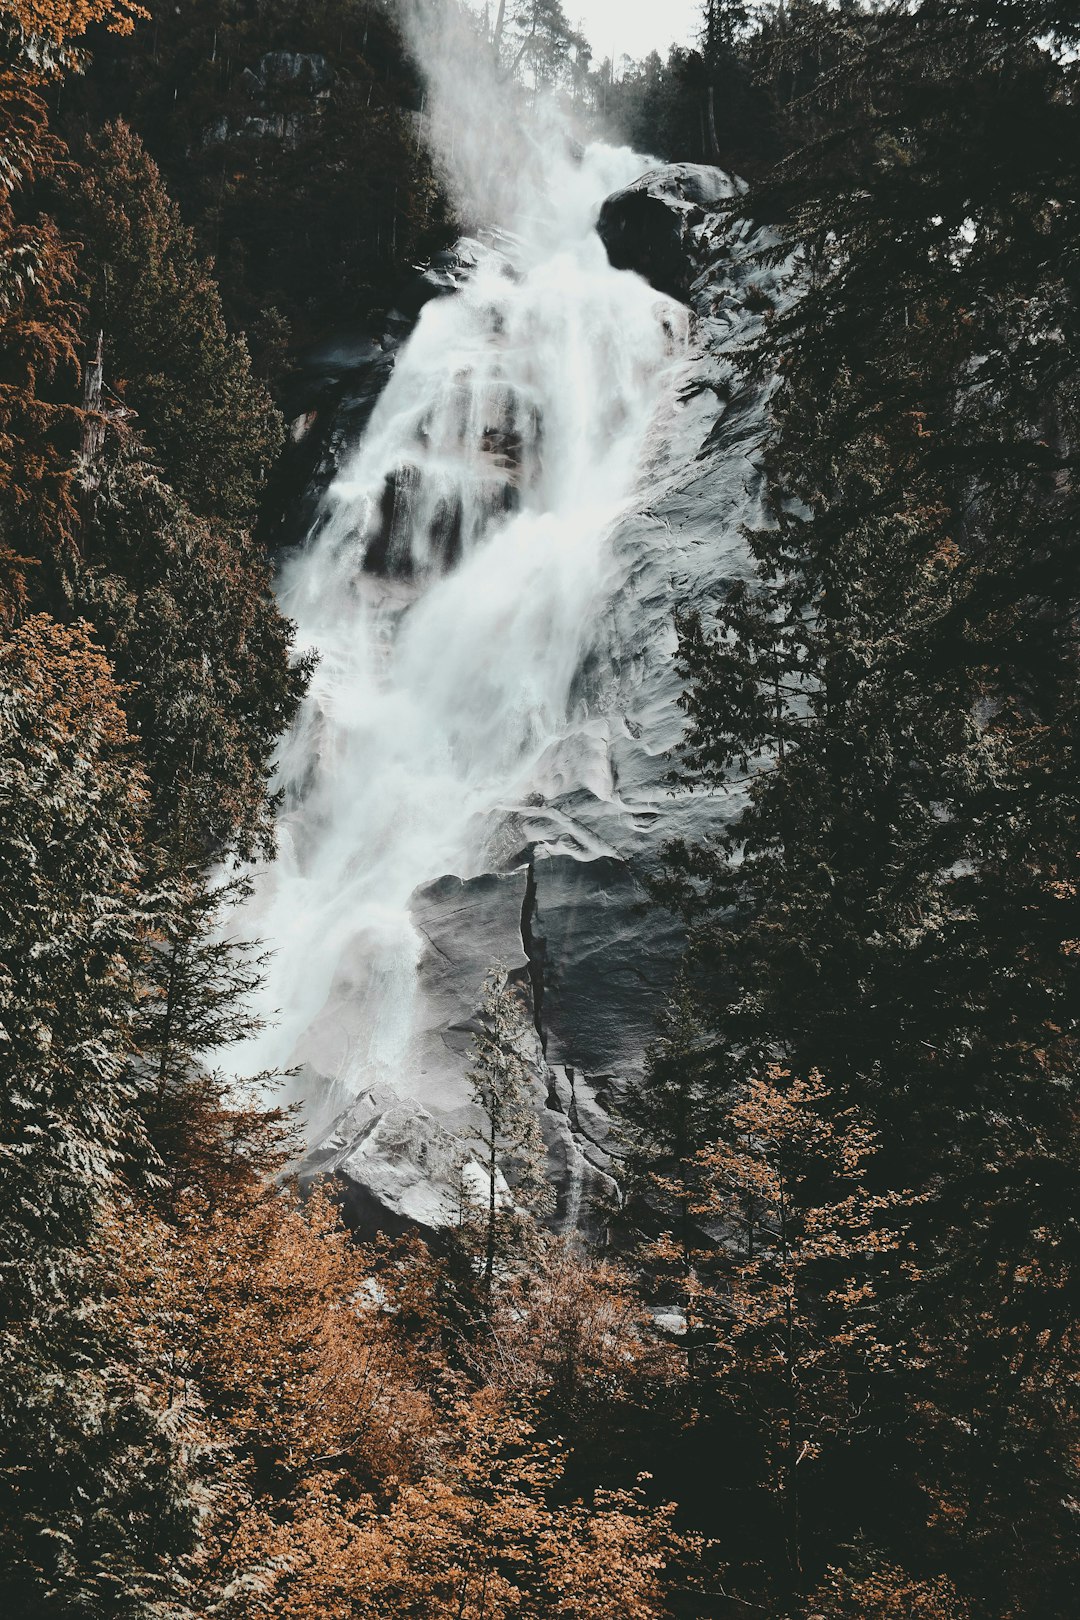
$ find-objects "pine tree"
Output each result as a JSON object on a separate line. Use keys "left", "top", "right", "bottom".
{"left": 618, "top": 983, "right": 732, "bottom": 1375}
{"left": 136, "top": 860, "right": 298, "bottom": 1216}
{"left": 0, "top": 616, "right": 199, "bottom": 1620}
{"left": 0, "top": 615, "right": 147, "bottom": 1310}
{"left": 505, "top": 0, "right": 586, "bottom": 92}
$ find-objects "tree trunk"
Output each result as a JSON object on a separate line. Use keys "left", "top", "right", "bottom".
{"left": 705, "top": 85, "right": 721, "bottom": 163}
{"left": 484, "top": 1118, "right": 498, "bottom": 1298}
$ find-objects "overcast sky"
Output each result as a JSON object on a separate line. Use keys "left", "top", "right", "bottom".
{"left": 567, "top": 0, "right": 704, "bottom": 62}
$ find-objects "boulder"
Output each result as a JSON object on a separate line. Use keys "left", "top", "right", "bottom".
{"left": 300, "top": 1082, "right": 504, "bottom": 1238}
{"left": 406, "top": 869, "right": 537, "bottom": 1117}
{"left": 597, "top": 163, "right": 737, "bottom": 302}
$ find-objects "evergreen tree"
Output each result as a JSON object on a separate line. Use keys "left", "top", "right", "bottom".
{"left": 61, "top": 0, "right": 451, "bottom": 344}
{"left": 463, "top": 967, "right": 552, "bottom": 1300}
{"left": 618, "top": 984, "right": 731, "bottom": 1374}
{"left": 660, "top": 2, "right": 1080, "bottom": 1608}
{"left": 0, "top": 615, "right": 146, "bottom": 1310}
{"left": 0, "top": 616, "right": 199, "bottom": 1620}
{"left": 67, "top": 120, "right": 282, "bottom": 528}
{"left": 504, "top": 0, "right": 586, "bottom": 92}
{"left": 77, "top": 437, "right": 310, "bottom": 857}
{"left": 136, "top": 860, "right": 298, "bottom": 1216}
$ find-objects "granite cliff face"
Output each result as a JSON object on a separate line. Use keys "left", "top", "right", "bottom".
{"left": 241, "top": 161, "right": 781, "bottom": 1238}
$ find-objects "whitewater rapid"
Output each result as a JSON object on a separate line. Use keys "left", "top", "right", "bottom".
{"left": 233, "top": 145, "right": 688, "bottom": 1125}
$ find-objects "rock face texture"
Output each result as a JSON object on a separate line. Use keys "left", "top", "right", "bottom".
{"left": 298, "top": 1083, "right": 509, "bottom": 1238}
{"left": 290, "top": 166, "right": 781, "bottom": 1237}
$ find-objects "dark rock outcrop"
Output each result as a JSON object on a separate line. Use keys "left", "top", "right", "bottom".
{"left": 247, "top": 52, "right": 333, "bottom": 96}
{"left": 598, "top": 164, "right": 737, "bottom": 303}
{"left": 265, "top": 238, "right": 510, "bottom": 553}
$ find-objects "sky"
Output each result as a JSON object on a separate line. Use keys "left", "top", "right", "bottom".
{"left": 567, "top": 0, "right": 704, "bottom": 62}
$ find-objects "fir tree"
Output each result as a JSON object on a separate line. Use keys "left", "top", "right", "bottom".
{"left": 618, "top": 983, "right": 731, "bottom": 1377}
{"left": 0, "top": 616, "right": 198, "bottom": 1620}
{"left": 0, "top": 615, "right": 146, "bottom": 1310}
{"left": 660, "top": 2, "right": 1080, "bottom": 1607}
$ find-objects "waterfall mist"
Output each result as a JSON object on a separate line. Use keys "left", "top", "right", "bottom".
{"left": 395, "top": 0, "right": 600, "bottom": 245}
{"left": 228, "top": 6, "right": 688, "bottom": 1131}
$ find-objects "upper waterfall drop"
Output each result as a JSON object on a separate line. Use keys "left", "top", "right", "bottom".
{"left": 234, "top": 143, "right": 690, "bottom": 1124}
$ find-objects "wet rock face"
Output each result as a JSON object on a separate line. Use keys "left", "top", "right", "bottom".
{"left": 266, "top": 237, "right": 515, "bottom": 557}
{"left": 249, "top": 52, "right": 333, "bottom": 95}
{"left": 299, "top": 1084, "right": 506, "bottom": 1238}
{"left": 296, "top": 172, "right": 784, "bottom": 1240}
{"left": 598, "top": 164, "right": 738, "bottom": 303}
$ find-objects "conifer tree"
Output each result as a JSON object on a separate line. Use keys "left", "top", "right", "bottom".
{"left": 0, "top": 616, "right": 198, "bottom": 1620}
{"left": 505, "top": 0, "right": 584, "bottom": 90}
{"left": 660, "top": 2, "right": 1080, "bottom": 1608}
{"left": 78, "top": 437, "right": 310, "bottom": 858}
{"left": 0, "top": 615, "right": 146, "bottom": 1308}
{"left": 619, "top": 983, "right": 731, "bottom": 1373}
{"left": 464, "top": 967, "right": 552, "bottom": 1300}
{"left": 67, "top": 120, "right": 282, "bottom": 528}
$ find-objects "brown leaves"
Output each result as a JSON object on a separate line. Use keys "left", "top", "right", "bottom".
{"left": 0, "top": 66, "right": 86, "bottom": 616}
{"left": 807, "top": 1562, "right": 970, "bottom": 1620}
{"left": 3, "top": 0, "right": 148, "bottom": 50}
{"left": 98, "top": 1186, "right": 683, "bottom": 1620}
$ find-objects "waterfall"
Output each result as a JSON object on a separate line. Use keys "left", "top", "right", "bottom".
{"left": 231, "top": 143, "right": 689, "bottom": 1129}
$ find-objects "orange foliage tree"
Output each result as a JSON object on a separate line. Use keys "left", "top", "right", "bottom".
{"left": 1, "top": 0, "right": 146, "bottom": 56}
{"left": 691, "top": 1068, "right": 907, "bottom": 1599}
{"left": 0, "top": 68, "right": 82, "bottom": 616}
{"left": 98, "top": 1186, "right": 685, "bottom": 1620}
{"left": 806, "top": 1561, "right": 970, "bottom": 1620}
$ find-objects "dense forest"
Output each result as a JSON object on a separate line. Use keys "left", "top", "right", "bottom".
{"left": 1, "top": 1, "right": 1078, "bottom": 1617}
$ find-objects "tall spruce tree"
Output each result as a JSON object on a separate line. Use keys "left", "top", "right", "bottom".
{"left": 77, "top": 437, "right": 309, "bottom": 858}
{"left": 0, "top": 616, "right": 146, "bottom": 1306}
{"left": 0, "top": 616, "right": 199, "bottom": 1620}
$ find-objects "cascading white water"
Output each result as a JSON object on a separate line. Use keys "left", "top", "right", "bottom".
{"left": 232, "top": 142, "right": 688, "bottom": 1126}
